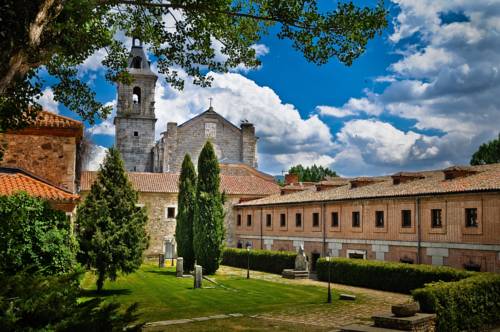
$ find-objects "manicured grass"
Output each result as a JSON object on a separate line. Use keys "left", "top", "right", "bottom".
{"left": 81, "top": 264, "right": 338, "bottom": 323}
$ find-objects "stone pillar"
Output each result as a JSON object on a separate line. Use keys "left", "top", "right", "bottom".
{"left": 240, "top": 122, "right": 257, "bottom": 168}
{"left": 194, "top": 265, "right": 202, "bottom": 289}
{"left": 164, "top": 122, "right": 178, "bottom": 172}
{"left": 176, "top": 257, "right": 184, "bottom": 277}
{"left": 158, "top": 254, "right": 165, "bottom": 268}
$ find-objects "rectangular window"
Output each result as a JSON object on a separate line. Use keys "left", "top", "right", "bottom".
{"left": 401, "top": 210, "right": 412, "bottom": 228}
{"left": 266, "top": 214, "right": 272, "bottom": 227}
{"left": 331, "top": 212, "right": 339, "bottom": 227}
{"left": 166, "top": 207, "right": 176, "bottom": 219}
{"left": 431, "top": 209, "right": 442, "bottom": 228}
{"left": 295, "top": 213, "right": 302, "bottom": 227}
{"left": 133, "top": 131, "right": 139, "bottom": 137}
{"left": 247, "top": 214, "right": 252, "bottom": 227}
{"left": 375, "top": 211, "right": 384, "bottom": 228}
{"left": 352, "top": 211, "right": 360, "bottom": 228}
{"left": 237, "top": 214, "right": 241, "bottom": 227}
{"left": 465, "top": 208, "right": 478, "bottom": 227}
{"left": 280, "top": 213, "right": 286, "bottom": 227}
{"left": 312, "top": 212, "right": 320, "bottom": 227}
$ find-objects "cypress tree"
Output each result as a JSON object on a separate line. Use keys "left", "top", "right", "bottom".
{"left": 76, "top": 147, "right": 149, "bottom": 292}
{"left": 175, "top": 154, "right": 197, "bottom": 272}
{"left": 193, "top": 141, "right": 225, "bottom": 274}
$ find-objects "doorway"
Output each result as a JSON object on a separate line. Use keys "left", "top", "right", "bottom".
{"left": 311, "top": 252, "right": 321, "bottom": 271}
{"left": 164, "top": 240, "right": 174, "bottom": 259}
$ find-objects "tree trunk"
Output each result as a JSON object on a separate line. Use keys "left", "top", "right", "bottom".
{"left": 96, "top": 271, "right": 105, "bottom": 293}
{"left": 0, "top": 0, "right": 63, "bottom": 93}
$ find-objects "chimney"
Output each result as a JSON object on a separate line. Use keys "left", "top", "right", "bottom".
{"left": 285, "top": 173, "right": 299, "bottom": 185}
{"left": 443, "top": 166, "right": 477, "bottom": 180}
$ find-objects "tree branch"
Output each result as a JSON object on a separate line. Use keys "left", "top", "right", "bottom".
{"left": 107, "top": 0, "right": 308, "bottom": 29}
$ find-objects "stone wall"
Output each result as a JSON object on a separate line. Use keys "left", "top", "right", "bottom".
{"left": 115, "top": 117, "right": 156, "bottom": 172}
{"left": 0, "top": 133, "right": 77, "bottom": 192}
{"left": 137, "top": 192, "right": 178, "bottom": 256}
{"left": 153, "top": 110, "right": 258, "bottom": 173}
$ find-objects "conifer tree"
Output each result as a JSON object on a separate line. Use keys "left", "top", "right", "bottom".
{"left": 193, "top": 141, "right": 225, "bottom": 274}
{"left": 175, "top": 154, "right": 197, "bottom": 272}
{"left": 76, "top": 147, "right": 149, "bottom": 292}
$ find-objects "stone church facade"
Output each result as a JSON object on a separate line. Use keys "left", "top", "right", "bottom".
{"left": 115, "top": 39, "right": 258, "bottom": 172}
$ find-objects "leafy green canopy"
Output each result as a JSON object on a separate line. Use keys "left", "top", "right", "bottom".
{"left": 175, "top": 154, "right": 197, "bottom": 272}
{"left": 193, "top": 141, "right": 225, "bottom": 275}
{"left": 0, "top": 0, "right": 387, "bottom": 131}
{"left": 470, "top": 133, "right": 500, "bottom": 165}
{"left": 288, "top": 164, "right": 337, "bottom": 182}
{"left": 0, "top": 192, "right": 77, "bottom": 276}
{"left": 76, "top": 147, "right": 149, "bottom": 291}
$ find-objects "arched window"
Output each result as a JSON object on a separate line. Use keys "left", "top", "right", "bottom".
{"left": 131, "top": 56, "right": 142, "bottom": 69}
{"left": 132, "top": 87, "right": 141, "bottom": 104}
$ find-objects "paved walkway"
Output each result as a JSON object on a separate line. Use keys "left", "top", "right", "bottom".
{"left": 218, "top": 266, "right": 410, "bottom": 330}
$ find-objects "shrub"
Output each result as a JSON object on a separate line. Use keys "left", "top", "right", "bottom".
{"left": 0, "top": 192, "right": 77, "bottom": 276}
{"left": 316, "top": 258, "right": 472, "bottom": 293}
{"left": 222, "top": 248, "right": 296, "bottom": 274}
{"left": 412, "top": 273, "right": 500, "bottom": 331}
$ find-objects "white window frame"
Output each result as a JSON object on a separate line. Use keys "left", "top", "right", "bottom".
{"left": 165, "top": 206, "right": 177, "bottom": 219}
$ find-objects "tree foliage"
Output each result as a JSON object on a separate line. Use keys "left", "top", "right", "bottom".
{"left": 0, "top": 0, "right": 387, "bottom": 131}
{"left": 470, "top": 133, "right": 500, "bottom": 165}
{"left": 0, "top": 271, "right": 141, "bottom": 331}
{"left": 76, "top": 147, "right": 149, "bottom": 291}
{"left": 175, "top": 154, "right": 197, "bottom": 272}
{"left": 288, "top": 164, "right": 337, "bottom": 182}
{"left": 0, "top": 192, "right": 77, "bottom": 276}
{"left": 193, "top": 141, "right": 225, "bottom": 274}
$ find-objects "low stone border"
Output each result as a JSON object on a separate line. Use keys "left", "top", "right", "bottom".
{"left": 143, "top": 313, "right": 243, "bottom": 328}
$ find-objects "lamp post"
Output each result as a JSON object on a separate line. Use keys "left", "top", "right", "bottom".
{"left": 246, "top": 245, "right": 251, "bottom": 279}
{"left": 326, "top": 256, "right": 332, "bottom": 303}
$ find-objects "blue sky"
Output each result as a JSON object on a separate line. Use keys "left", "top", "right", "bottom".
{"left": 39, "top": 1, "right": 500, "bottom": 176}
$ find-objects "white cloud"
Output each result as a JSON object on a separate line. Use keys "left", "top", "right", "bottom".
{"left": 37, "top": 88, "right": 59, "bottom": 113}
{"left": 316, "top": 0, "right": 500, "bottom": 175}
{"left": 317, "top": 96, "right": 383, "bottom": 118}
{"left": 83, "top": 145, "right": 108, "bottom": 171}
{"left": 87, "top": 100, "right": 116, "bottom": 136}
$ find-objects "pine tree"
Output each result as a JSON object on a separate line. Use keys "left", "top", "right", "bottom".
{"left": 193, "top": 141, "right": 225, "bottom": 274}
{"left": 175, "top": 154, "right": 197, "bottom": 272}
{"left": 76, "top": 147, "right": 149, "bottom": 292}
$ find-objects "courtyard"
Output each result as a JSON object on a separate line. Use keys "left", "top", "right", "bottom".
{"left": 81, "top": 264, "right": 409, "bottom": 331}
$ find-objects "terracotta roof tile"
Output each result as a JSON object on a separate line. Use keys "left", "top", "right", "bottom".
{"left": 32, "top": 111, "right": 83, "bottom": 129}
{"left": 80, "top": 171, "right": 280, "bottom": 196}
{"left": 238, "top": 163, "right": 500, "bottom": 207}
{"left": 0, "top": 168, "right": 79, "bottom": 202}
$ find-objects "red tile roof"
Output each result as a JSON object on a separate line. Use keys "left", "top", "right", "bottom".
{"left": 238, "top": 163, "right": 500, "bottom": 207}
{"left": 80, "top": 171, "right": 280, "bottom": 196}
{"left": 32, "top": 110, "right": 83, "bottom": 129}
{"left": 0, "top": 168, "right": 79, "bottom": 202}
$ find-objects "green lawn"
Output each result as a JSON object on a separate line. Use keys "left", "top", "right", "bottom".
{"left": 80, "top": 264, "right": 338, "bottom": 323}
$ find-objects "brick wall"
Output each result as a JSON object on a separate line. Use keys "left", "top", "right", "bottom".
{"left": 0, "top": 133, "right": 77, "bottom": 192}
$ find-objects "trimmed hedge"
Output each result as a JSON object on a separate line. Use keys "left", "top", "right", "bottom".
{"left": 222, "top": 248, "right": 295, "bottom": 274}
{"left": 316, "top": 258, "right": 472, "bottom": 294}
{"left": 413, "top": 273, "right": 500, "bottom": 331}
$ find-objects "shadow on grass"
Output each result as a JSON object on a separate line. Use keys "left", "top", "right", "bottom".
{"left": 145, "top": 270, "right": 178, "bottom": 277}
{"left": 80, "top": 288, "right": 132, "bottom": 297}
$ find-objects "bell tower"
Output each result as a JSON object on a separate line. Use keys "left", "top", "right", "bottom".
{"left": 114, "top": 38, "right": 157, "bottom": 172}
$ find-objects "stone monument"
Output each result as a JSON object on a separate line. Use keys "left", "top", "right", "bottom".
{"left": 176, "top": 257, "right": 184, "bottom": 277}
{"left": 295, "top": 245, "right": 309, "bottom": 271}
{"left": 282, "top": 245, "right": 309, "bottom": 279}
{"left": 194, "top": 265, "right": 202, "bottom": 288}
{"left": 158, "top": 254, "right": 164, "bottom": 268}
